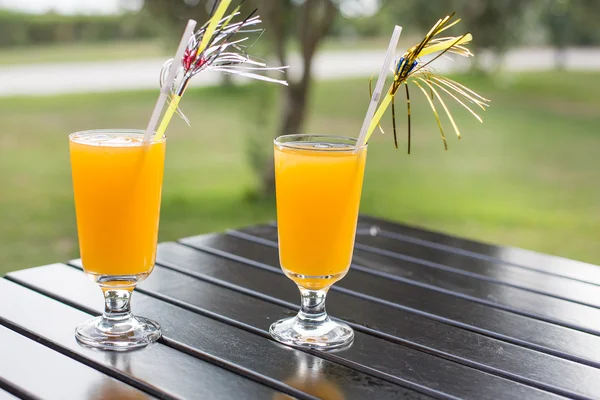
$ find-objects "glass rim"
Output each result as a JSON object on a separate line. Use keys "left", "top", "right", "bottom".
{"left": 274, "top": 134, "right": 367, "bottom": 152}
{"left": 69, "top": 129, "right": 166, "bottom": 144}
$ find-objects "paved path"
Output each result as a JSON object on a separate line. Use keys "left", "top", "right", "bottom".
{"left": 1, "top": 47, "right": 599, "bottom": 97}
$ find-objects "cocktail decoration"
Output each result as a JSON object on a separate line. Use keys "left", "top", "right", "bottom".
{"left": 144, "top": 0, "right": 288, "bottom": 143}
{"left": 357, "top": 13, "right": 491, "bottom": 153}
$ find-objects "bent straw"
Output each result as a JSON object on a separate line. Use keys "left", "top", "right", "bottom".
{"left": 143, "top": 19, "right": 197, "bottom": 144}
{"left": 356, "top": 25, "right": 402, "bottom": 149}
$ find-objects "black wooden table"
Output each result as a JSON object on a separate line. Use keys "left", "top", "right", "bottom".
{"left": 1, "top": 215, "right": 599, "bottom": 400}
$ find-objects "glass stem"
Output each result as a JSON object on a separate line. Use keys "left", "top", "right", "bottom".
{"left": 102, "top": 288, "right": 134, "bottom": 322}
{"left": 297, "top": 287, "right": 330, "bottom": 324}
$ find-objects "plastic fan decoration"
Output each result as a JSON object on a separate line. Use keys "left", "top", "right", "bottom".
{"left": 362, "top": 13, "right": 490, "bottom": 153}
{"left": 145, "top": 0, "right": 288, "bottom": 142}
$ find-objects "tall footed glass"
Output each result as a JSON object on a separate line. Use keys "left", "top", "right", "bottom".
{"left": 69, "top": 129, "right": 165, "bottom": 350}
{"left": 270, "top": 134, "right": 367, "bottom": 349}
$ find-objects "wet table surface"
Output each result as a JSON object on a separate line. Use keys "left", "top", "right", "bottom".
{"left": 1, "top": 215, "right": 599, "bottom": 400}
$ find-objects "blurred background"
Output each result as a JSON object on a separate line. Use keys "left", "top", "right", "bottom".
{"left": 0, "top": 0, "right": 599, "bottom": 275}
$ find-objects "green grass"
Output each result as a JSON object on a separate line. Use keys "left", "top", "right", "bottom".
{"left": 0, "top": 40, "right": 168, "bottom": 65}
{"left": 0, "top": 71, "right": 599, "bottom": 276}
{"left": 0, "top": 36, "right": 398, "bottom": 65}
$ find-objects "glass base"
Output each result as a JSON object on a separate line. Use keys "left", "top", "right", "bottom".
{"left": 270, "top": 315, "right": 354, "bottom": 350}
{"left": 75, "top": 315, "right": 161, "bottom": 351}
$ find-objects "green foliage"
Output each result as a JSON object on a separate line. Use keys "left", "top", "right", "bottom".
{"left": 244, "top": 83, "right": 278, "bottom": 197}
{"left": 542, "top": 0, "right": 600, "bottom": 47}
{"left": 0, "top": 10, "right": 157, "bottom": 48}
{"left": 330, "top": 7, "right": 394, "bottom": 38}
{"left": 381, "top": 0, "right": 530, "bottom": 54}
{"left": 4, "top": 0, "right": 600, "bottom": 50}
{"left": 141, "top": 0, "right": 258, "bottom": 42}
{"left": 335, "top": 0, "right": 600, "bottom": 48}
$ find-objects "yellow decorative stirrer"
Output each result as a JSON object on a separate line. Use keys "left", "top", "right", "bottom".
{"left": 358, "top": 14, "right": 489, "bottom": 153}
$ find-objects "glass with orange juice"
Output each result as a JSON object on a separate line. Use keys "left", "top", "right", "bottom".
{"left": 270, "top": 134, "right": 366, "bottom": 349}
{"left": 69, "top": 129, "right": 165, "bottom": 350}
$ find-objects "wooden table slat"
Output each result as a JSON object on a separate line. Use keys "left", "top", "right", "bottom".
{"left": 264, "top": 221, "right": 600, "bottom": 309}
{"left": 0, "top": 324, "right": 155, "bottom": 400}
{"left": 181, "top": 233, "right": 600, "bottom": 369}
{"left": 105, "top": 264, "right": 569, "bottom": 400}
{"left": 152, "top": 240, "right": 600, "bottom": 399}
{"left": 13, "top": 263, "right": 568, "bottom": 400}
{"left": 27, "top": 262, "right": 562, "bottom": 400}
{"left": 353, "top": 232, "right": 600, "bottom": 308}
{"left": 358, "top": 215, "right": 600, "bottom": 286}
{"left": 9, "top": 265, "right": 431, "bottom": 400}
{"left": 2, "top": 216, "right": 599, "bottom": 400}
{"left": 231, "top": 227, "right": 600, "bottom": 335}
{"left": 0, "top": 277, "right": 288, "bottom": 400}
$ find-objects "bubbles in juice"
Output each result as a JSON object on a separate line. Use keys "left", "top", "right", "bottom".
{"left": 70, "top": 133, "right": 146, "bottom": 147}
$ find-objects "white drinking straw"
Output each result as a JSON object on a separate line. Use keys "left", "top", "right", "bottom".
{"left": 143, "top": 19, "right": 197, "bottom": 144}
{"left": 356, "top": 25, "right": 402, "bottom": 150}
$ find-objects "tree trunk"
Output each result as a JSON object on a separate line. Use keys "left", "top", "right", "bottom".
{"left": 256, "top": 0, "right": 336, "bottom": 197}
{"left": 260, "top": 79, "right": 310, "bottom": 196}
{"left": 554, "top": 46, "right": 568, "bottom": 71}
{"left": 221, "top": 73, "right": 234, "bottom": 87}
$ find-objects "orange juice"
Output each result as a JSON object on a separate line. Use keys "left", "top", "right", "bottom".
{"left": 70, "top": 131, "right": 166, "bottom": 282}
{"left": 274, "top": 139, "right": 366, "bottom": 290}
